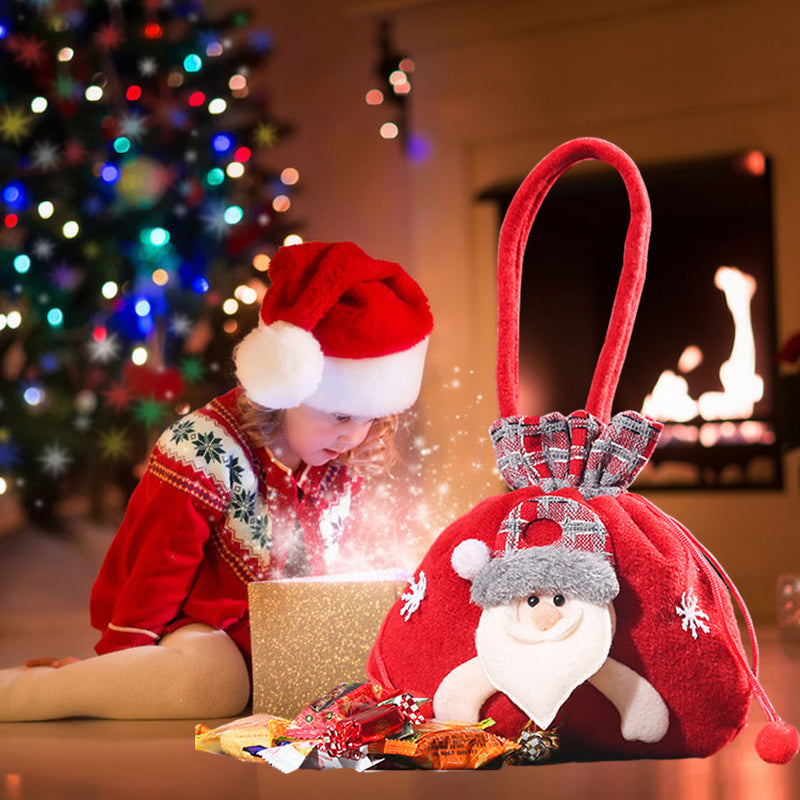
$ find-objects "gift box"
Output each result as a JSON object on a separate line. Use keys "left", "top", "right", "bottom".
{"left": 248, "top": 575, "right": 406, "bottom": 717}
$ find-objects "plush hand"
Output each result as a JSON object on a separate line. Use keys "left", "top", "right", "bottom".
{"left": 588, "top": 657, "right": 669, "bottom": 743}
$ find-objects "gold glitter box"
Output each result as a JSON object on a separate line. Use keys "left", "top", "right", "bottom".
{"left": 248, "top": 576, "right": 406, "bottom": 718}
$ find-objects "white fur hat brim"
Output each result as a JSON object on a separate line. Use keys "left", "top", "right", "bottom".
{"left": 234, "top": 321, "right": 429, "bottom": 416}
{"left": 304, "top": 337, "right": 429, "bottom": 417}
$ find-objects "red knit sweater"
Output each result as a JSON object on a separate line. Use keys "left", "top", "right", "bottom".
{"left": 90, "top": 389, "right": 362, "bottom": 660}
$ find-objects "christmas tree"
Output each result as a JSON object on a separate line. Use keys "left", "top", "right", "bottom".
{"left": 0, "top": 0, "right": 300, "bottom": 526}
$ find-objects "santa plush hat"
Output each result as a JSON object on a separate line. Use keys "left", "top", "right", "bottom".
{"left": 234, "top": 240, "right": 433, "bottom": 417}
{"left": 451, "top": 495, "right": 620, "bottom": 607}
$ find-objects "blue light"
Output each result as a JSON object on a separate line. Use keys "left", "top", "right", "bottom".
{"left": 135, "top": 299, "right": 152, "bottom": 317}
{"left": 192, "top": 277, "right": 210, "bottom": 294}
{"left": 100, "top": 164, "right": 120, "bottom": 184}
{"left": 212, "top": 134, "right": 233, "bottom": 153}
{"left": 2, "top": 182, "right": 26, "bottom": 209}
{"left": 23, "top": 387, "right": 44, "bottom": 406}
{"left": 0, "top": 24, "right": 7, "bottom": 40}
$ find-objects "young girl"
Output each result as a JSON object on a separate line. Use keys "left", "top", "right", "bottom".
{"left": 0, "top": 240, "right": 433, "bottom": 721}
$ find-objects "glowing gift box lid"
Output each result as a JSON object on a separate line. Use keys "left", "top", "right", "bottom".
{"left": 248, "top": 572, "right": 407, "bottom": 718}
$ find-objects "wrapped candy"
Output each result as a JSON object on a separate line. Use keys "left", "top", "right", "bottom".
{"left": 286, "top": 682, "right": 385, "bottom": 739}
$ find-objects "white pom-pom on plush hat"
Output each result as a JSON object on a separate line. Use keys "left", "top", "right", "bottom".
{"left": 452, "top": 539, "right": 492, "bottom": 582}
{"left": 234, "top": 320, "right": 324, "bottom": 410}
{"left": 234, "top": 240, "right": 433, "bottom": 416}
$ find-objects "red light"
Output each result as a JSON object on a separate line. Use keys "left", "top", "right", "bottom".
{"left": 741, "top": 150, "right": 766, "bottom": 176}
{"left": 93, "top": 326, "right": 108, "bottom": 342}
{"left": 144, "top": 23, "right": 163, "bottom": 39}
{"left": 4, "top": 213, "right": 18, "bottom": 228}
{"left": 233, "top": 146, "right": 251, "bottom": 163}
{"left": 188, "top": 91, "right": 205, "bottom": 107}
{"left": 126, "top": 85, "right": 142, "bottom": 101}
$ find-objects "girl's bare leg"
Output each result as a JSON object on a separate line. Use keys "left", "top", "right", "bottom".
{"left": 0, "top": 624, "right": 250, "bottom": 721}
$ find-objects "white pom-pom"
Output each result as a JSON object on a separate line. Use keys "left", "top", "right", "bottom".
{"left": 451, "top": 539, "right": 491, "bottom": 581}
{"left": 234, "top": 320, "right": 324, "bottom": 408}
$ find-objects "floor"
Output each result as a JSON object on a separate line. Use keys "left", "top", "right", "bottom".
{"left": 1, "top": 520, "right": 799, "bottom": 800}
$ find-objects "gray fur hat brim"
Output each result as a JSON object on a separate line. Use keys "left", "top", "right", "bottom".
{"left": 471, "top": 546, "right": 619, "bottom": 608}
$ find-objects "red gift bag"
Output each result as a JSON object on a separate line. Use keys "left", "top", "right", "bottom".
{"left": 367, "top": 137, "right": 798, "bottom": 764}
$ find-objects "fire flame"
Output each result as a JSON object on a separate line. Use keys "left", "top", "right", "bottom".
{"left": 642, "top": 266, "right": 764, "bottom": 424}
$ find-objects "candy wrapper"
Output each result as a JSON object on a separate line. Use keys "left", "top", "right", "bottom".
{"left": 196, "top": 682, "right": 523, "bottom": 771}
{"left": 286, "top": 681, "right": 387, "bottom": 738}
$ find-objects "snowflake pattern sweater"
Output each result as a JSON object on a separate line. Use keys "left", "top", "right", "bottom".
{"left": 90, "top": 388, "right": 362, "bottom": 660}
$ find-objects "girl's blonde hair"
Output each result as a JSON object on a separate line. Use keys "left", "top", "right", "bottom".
{"left": 236, "top": 391, "right": 399, "bottom": 475}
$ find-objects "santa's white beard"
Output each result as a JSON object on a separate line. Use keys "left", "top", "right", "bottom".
{"left": 475, "top": 601, "right": 614, "bottom": 729}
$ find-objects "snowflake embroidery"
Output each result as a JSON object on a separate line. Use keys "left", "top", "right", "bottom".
{"left": 676, "top": 590, "right": 711, "bottom": 639}
{"left": 250, "top": 514, "right": 271, "bottom": 550}
{"left": 192, "top": 430, "right": 225, "bottom": 463}
{"left": 227, "top": 454, "right": 245, "bottom": 486}
{"left": 400, "top": 571, "right": 427, "bottom": 621}
{"left": 230, "top": 487, "right": 254, "bottom": 524}
{"left": 169, "top": 419, "right": 196, "bottom": 445}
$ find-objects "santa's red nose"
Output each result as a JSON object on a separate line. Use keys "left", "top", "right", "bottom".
{"left": 531, "top": 602, "right": 562, "bottom": 631}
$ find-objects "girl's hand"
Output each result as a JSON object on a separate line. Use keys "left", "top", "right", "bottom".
{"left": 24, "top": 657, "right": 81, "bottom": 668}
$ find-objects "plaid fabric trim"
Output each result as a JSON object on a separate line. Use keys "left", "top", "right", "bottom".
{"left": 497, "top": 495, "right": 614, "bottom": 566}
{"left": 490, "top": 410, "right": 662, "bottom": 497}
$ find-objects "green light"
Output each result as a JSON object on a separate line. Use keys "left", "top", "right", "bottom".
{"left": 47, "top": 307, "right": 64, "bottom": 327}
{"left": 113, "top": 137, "right": 131, "bottom": 154}
{"left": 206, "top": 167, "right": 225, "bottom": 186}
{"left": 149, "top": 227, "right": 170, "bottom": 246}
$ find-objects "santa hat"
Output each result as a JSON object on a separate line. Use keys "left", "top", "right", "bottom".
{"left": 234, "top": 241, "right": 433, "bottom": 417}
{"left": 451, "top": 496, "right": 619, "bottom": 607}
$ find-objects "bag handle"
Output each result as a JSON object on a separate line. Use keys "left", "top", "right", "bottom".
{"left": 496, "top": 137, "right": 652, "bottom": 424}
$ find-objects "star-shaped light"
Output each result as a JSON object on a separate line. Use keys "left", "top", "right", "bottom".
{"left": 103, "top": 382, "right": 131, "bottom": 413}
{"left": 99, "top": 427, "right": 132, "bottom": 459}
{"left": 39, "top": 442, "right": 73, "bottom": 477}
{"left": 170, "top": 313, "right": 193, "bottom": 337}
{"left": 6, "top": 34, "right": 47, "bottom": 68}
{"left": 198, "top": 199, "right": 228, "bottom": 237}
{"left": 51, "top": 261, "right": 83, "bottom": 291}
{"left": 30, "top": 141, "right": 60, "bottom": 171}
{"left": 118, "top": 111, "right": 148, "bottom": 140}
{"left": 63, "top": 138, "right": 88, "bottom": 166}
{"left": 0, "top": 106, "right": 34, "bottom": 144}
{"left": 53, "top": 74, "right": 81, "bottom": 102}
{"left": 253, "top": 121, "right": 279, "bottom": 147}
{"left": 32, "top": 238, "right": 56, "bottom": 260}
{"left": 133, "top": 396, "right": 168, "bottom": 428}
{"left": 180, "top": 356, "right": 204, "bottom": 383}
{"left": 87, "top": 332, "right": 122, "bottom": 363}
{"left": 95, "top": 23, "right": 124, "bottom": 51}
{"left": 138, "top": 57, "right": 158, "bottom": 77}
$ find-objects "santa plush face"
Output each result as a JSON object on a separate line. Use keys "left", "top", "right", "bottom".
{"left": 448, "top": 518, "right": 620, "bottom": 730}
{"left": 475, "top": 590, "right": 615, "bottom": 730}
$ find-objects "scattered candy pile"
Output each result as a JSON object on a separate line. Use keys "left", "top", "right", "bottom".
{"left": 195, "top": 681, "right": 557, "bottom": 771}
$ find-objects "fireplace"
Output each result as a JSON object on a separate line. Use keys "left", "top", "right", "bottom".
{"left": 480, "top": 150, "right": 781, "bottom": 489}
